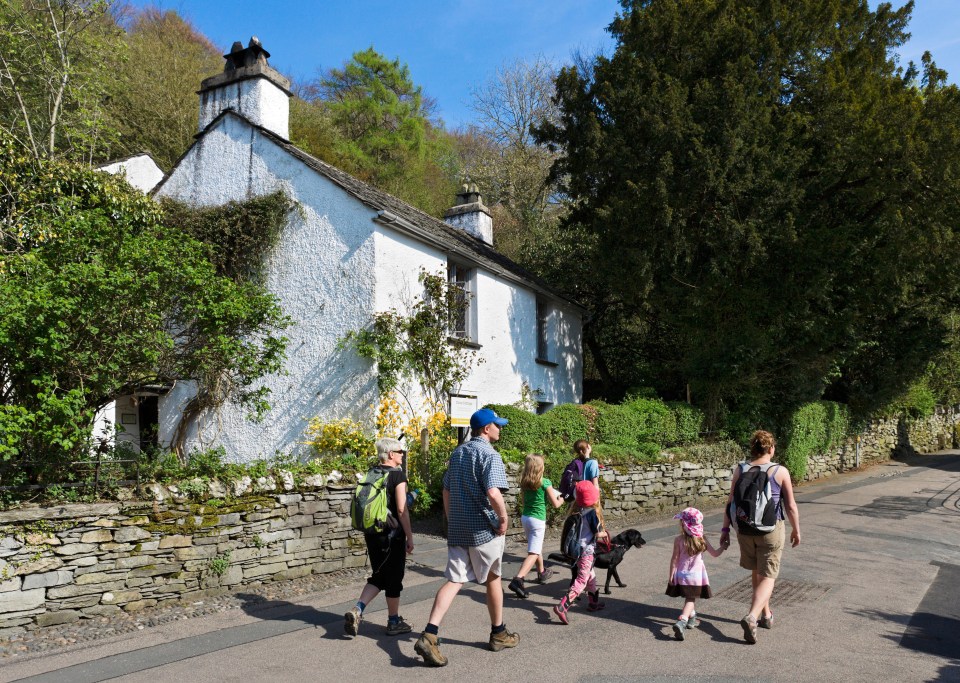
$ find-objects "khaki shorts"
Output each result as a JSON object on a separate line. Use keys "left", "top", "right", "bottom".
{"left": 445, "top": 536, "right": 505, "bottom": 584}
{"left": 737, "top": 521, "right": 786, "bottom": 578}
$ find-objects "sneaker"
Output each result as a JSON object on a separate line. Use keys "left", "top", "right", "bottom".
{"left": 344, "top": 606, "right": 362, "bottom": 637}
{"left": 489, "top": 627, "right": 520, "bottom": 651}
{"left": 507, "top": 577, "right": 529, "bottom": 599}
{"left": 414, "top": 632, "right": 448, "bottom": 667}
{"left": 385, "top": 616, "right": 412, "bottom": 636}
{"left": 553, "top": 595, "right": 571, "bottom": 625}
{"left": 587, "top": 592, "right": 606, "bottom": 612}
{"left": 673, "top": 618, "right": 688, "bottom": 640}
{"left": 740, "top": 614, "right": 758, "bottom": 644}
{"left": 534, "top": 568, "right": 555, "bottom": 584}
{"left": 687, "top": 611, "right": 700, "bottom": 629}
{"left": 759, "top": 613, "right": 774, "bottom": 629}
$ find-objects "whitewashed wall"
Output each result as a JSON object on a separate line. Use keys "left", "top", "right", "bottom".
{"left": 155, "top": 116, "right": 378, "bottom": 461}
{"left": 464, "top": 270, "right": 583, "bottom": 408}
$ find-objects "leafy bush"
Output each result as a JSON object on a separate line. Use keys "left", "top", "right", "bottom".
{"left": 590, "top": 401, "right": 646, "bottom": 449}
{"left": 304, "top": 417, "right": 375, "bottom": 459}
{"left": 780, "top": 401, "right": 851, "bottom": 480}
{"left": 483, "top": 404, "right": 543, "bottom": 452}
{"left": 668, "top": 402, "right": 705, "bottom": 444}
{"left": 623, "top": 397, "right": 677, "bottom": 444}
{"left": 539, "top": 404, "right": 589, "bottom": 442}
{"left": 885, "top": 379, "right": 937, "bottom": 419}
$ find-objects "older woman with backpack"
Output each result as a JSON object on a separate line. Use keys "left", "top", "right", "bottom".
{"left": 718, "top": 430, "right": 801, "bottom": 644}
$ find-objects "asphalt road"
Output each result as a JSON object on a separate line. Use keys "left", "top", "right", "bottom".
{"left": 3, "top": 451, "right": 959, "bottom": 683}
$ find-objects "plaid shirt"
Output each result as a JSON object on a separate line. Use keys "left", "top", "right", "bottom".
{"left": 443, "top": 437, "right": 509, "bottom": 547}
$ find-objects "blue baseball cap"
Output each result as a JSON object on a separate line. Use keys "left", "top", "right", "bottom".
{"left": 470, "top": 408, "right": 509, "bottom": 430}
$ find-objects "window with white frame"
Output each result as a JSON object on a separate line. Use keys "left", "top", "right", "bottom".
{"left": 447, "top": 262, "right": 474, "bottom": 341}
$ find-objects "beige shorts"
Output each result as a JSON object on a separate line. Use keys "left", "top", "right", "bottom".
{"left": 445, "top": 536, "right": 505, "bottom": 584}
{"left": 737, "top": 521, "right": 786, "bottom": 578}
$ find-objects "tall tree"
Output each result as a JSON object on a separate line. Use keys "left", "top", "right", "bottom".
{"left": 300, "top": 47, "right": 458, "bottom": 216}
{"left": 537, "top": 0, "right": 960, "bottom": 420}
{"left": 462, "top": 56, "right": 562, "bottom": 257}
{"left": 106, "top": 7, "right": 222, "bottom": 170}
{"left": 0, "top": 0, "right": 123, "bottom": 161}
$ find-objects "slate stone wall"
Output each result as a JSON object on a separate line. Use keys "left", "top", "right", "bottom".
{"left": 0, "top": 489, "right": 365, "bottom": 638}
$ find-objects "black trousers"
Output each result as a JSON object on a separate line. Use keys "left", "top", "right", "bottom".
{"left": 365, "top": 530, "right": 406, "bottom": 598}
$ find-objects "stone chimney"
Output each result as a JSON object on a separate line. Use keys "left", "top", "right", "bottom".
{"left": 443, "top": 181, "right": 493, "bottom": 245}
{"left": 198, "top": 37, "right": 292, "bottom": 138}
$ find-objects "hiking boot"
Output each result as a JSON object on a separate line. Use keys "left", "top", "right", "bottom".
{"left": 385, "top": 616, "right": 412, "bottom": 636}
{"left": 759, "top": 613, "right": 774, "bottom": 629}
{"left": 688, "top": 611, "right": 700, "bottom": 629}
{"left": 587, "top": 591, "right": 606, "bottom": 612}
{"left": 553, "top": 595, "right": 571, "bottom": 625}
{"left": 489, "top": 627, "right": 520, "bottom": 651}
{"left": 344, "top": 606, "right": 362, "bottom": 637}
{"left": 534, "top": 568, "right": 555, "bottom": 584}
{"left": 673, "top": 618, "right": 688, "bottom": 640}
{"left": 740, "top": 614, "right": 758, "bottom": 644}
{"left": 507, "top": 577, "right": 529, "bottom": 599}
{"left": 414, "top": 632, "right": 448, "bottom": 667}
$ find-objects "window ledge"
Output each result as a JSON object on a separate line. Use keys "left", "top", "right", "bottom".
{"left": 449, "top": 336, "right": 482, "bottom": 350}
{"left": 535, "top": 357, "right": 558, "bottom": 367}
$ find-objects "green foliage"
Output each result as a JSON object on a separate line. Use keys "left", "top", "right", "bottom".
{"left": 342, "top": 270, "right": 481, "bottom": 409}
{"left": 0, "top": 0, "right": 124, "bottom": 161}
{"left": 536, "top": 0, "right": 960, "bottom": 422}
{"left": 208, "top": 551, "right": 230, "bottom": 577}
{"left": 293, "top": 47, "right": 460, "bottom": 217}
{"left": 0, "top": 137, "right": 289, "bottom": 478}
{"left": 159, "top": 192, "right": 295, "bottom": 285}
{"left": 539, "top": 404, "right": 589, "bottom": 443}
{"left": 107, "top": 7, "right": 222, "bottom": 170}
{"left": 780, "top": 402, "right": 851, "bottom": 480}
{"left": 668, "top": 402, "right": 705, "bottom": 444}
{"left": 482, "top": 404, "right": 543, "bottom": 452}
{"left": 884, "top": 378, "right": 937, "bottom": 419}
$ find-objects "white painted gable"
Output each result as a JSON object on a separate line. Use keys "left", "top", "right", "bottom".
{"left": 97, "top": 154, "right": 164, "bottom": 193}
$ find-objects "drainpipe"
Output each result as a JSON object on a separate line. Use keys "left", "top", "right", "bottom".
{"left": 855, "top": 435, "right": 861, "bottom": 469}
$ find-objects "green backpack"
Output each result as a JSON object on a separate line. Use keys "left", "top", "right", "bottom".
{"left": 350, "top": 467, "right": 397, "bottom": 533}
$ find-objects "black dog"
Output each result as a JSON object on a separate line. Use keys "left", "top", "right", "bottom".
{"left": 594, "top": 529, "right": 646, "bottom": 594}
{"left": 547, "top": 528, "right": 646, "bottom": 595}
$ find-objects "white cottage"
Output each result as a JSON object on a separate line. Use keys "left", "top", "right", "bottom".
{"left": 99, "top": 38, "right": 583, "bottom": 461}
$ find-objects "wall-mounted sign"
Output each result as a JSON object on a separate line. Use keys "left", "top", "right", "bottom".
{"left": 121, "top": 413, "right": 138, "bottom": 425}
{"left": 450, "top": 395, "right": 478, "bottom": 427}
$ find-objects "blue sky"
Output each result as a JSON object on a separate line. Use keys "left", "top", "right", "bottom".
{"left": 138, "top": 0, "right": 960, "bottom": 129}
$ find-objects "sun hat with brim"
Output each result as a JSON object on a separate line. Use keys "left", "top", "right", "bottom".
{"left": 674, "top": 507, "right": 704, "bottom": 538}
{"left": 470, "top": 408, "right": 509, "bottom": 430}
{"left": 574, "top": 480, "right": 599, "bottom": 507}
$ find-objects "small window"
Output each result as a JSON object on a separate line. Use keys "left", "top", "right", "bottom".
{"left": 536, "top": 297, "right": 551, "bottom": 361}
{"left": 448, "top": 263, "right": 474, "bottom": 340}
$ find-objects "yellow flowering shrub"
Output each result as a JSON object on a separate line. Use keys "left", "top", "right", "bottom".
{"left": 304, "top": 417, "right": 375, "bottom": 460}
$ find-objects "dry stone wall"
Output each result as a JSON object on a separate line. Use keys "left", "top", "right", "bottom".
{"left": 0, "top": 488, "right": 365, "bottom": 638}
{"left": 1, "top": 406, "right": 957, "bottom": 637}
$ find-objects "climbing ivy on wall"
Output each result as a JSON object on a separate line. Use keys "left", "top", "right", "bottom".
{"left": 160, "top": 191, "right": 296, "bottom": 284}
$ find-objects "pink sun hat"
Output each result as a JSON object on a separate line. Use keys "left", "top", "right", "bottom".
{"left": 674, "top": 507, "right": 704, "bottom": 538}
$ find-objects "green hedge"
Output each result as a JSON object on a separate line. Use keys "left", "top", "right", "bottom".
{"left": 484, "top": 396, "right": 706, "bottom": 472}
{"left": 780, "top": 401, "right": 851, "bottom": 480}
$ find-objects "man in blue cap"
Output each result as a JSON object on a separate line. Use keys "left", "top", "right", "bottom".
{"left": 414, "top": 408, "right": 519, "bottom": 666}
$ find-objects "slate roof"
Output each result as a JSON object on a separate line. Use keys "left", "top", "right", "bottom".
{"left": 162, "top": 109, "right": 584, "bottom": 312}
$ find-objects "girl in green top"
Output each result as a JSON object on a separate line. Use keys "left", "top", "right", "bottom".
{"left": 508, "top": 454, "right": 563, "bottom": 598}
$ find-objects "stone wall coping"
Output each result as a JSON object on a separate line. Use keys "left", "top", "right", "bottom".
{"left": 0, "top": 504, "right": 121, "bottom": 523}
